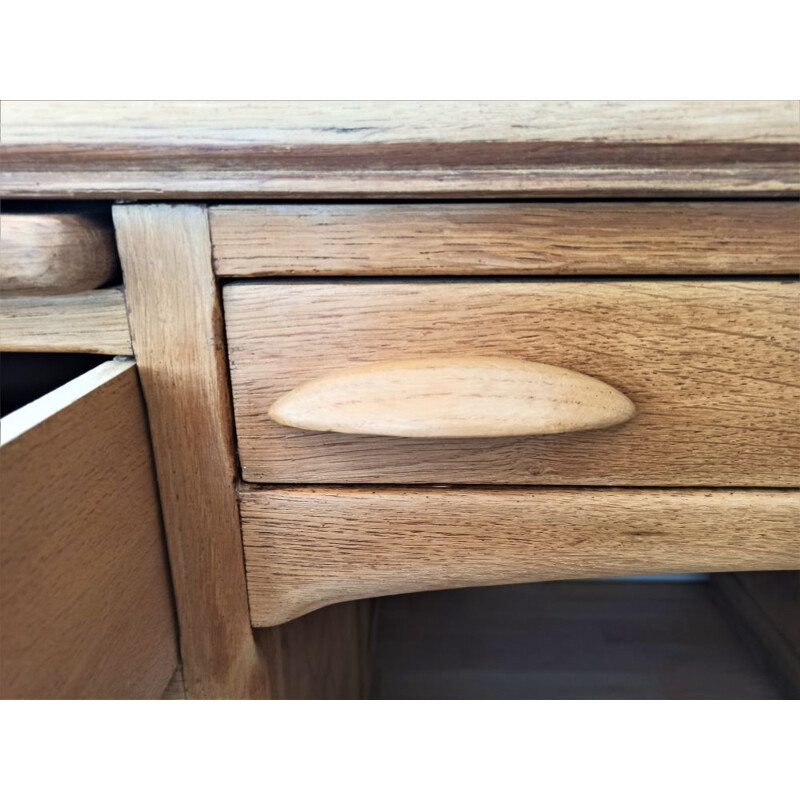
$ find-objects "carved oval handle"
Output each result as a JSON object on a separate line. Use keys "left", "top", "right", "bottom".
{"left": 268, "top": 356, "right": 636, "bottom": 438}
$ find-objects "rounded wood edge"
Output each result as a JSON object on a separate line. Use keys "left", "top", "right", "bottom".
{"left": 0, "top": 212, "right": 119, "bottom": 295}
{"left": 268, "top": 356, "right": 637, "bottom": 438}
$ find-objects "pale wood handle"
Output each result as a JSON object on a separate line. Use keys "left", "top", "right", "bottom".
{"left": 268, "top": 357, "right": 636, "bottom": 438}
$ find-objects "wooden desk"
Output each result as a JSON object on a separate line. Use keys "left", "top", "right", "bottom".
{"left": 2, "top": 101, "right": 798, "bottom": 698}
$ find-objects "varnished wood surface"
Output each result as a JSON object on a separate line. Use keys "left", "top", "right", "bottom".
{"left": 161, "top": 666, "right": 187, "bottom": 699}
{"left": 373, "top": 581, "right": 784, "bottom": 699}
{"left": 113, "top": 204, "right": 268, "bottom": 699}
{"left": 0, "top": 361, "right": 178, "bottom": 698}
{"left": 8, "top": 101, "right": 797, "bottom": 144}
{"left": 269, "top": 357, "right": 636, "bottom": 438}
{"left": 0, "top": 288, "right": 133, "bottom": 355}
{"left": 160, "top": 606, "right": 372, "bottom": 699}
{"left": 114, "top": 204, "right": 371, "bottom": 699}
{"left": 211, "top": 202, "right": 800, "bottom": 277}
{"left": 1, "top": 212, "right": 119, "bottom": 294}
{"left": 255, "top": 601, "right": 372, "bottom": 699}
{"left": 241, "top": 487, "right": 800, "bottom": 626}
{"left": 224, "top": 280, "right": 800, "bottom": 487}
{"left": 3, "top": 101, "right": 797, "bottom": 198}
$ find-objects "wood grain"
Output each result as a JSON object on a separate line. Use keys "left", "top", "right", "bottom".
{"left": 0, "top": 288, "right": 132, "bottom": 355}
{"left": 3, "top": 102, "right": 797, "bottom": 198}
{"left": 7, "top": 101, "right": 797, "bottom": 144}
{"left": 0, "top": 361, "right": 178, "bottom": 698}
{"left": 156, "top": 614, "right": 373, "bottom": 699}
{"left": 113, "top": 204, "right": 369, "bottom": 699}
{"left": 254, "top": 601, "right": 372, "bottom": 699}
{"left": 269, "top": 356, "right": 636, "bottom": 438}
{"left": 1, "top": 212, "right": 119, "bottom": 294}
{"left": 211, "top": 202, "right": 800, "bottom": 277}
{"left": 241, "top": 487, "right": 800, "bottom": 626}
{"left": 113, "top": 204, "right": 268, "bottom": 699}
{"left": 224, "top": 280, "right": 800, "bottom": 487}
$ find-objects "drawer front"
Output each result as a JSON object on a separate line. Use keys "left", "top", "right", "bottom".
{"left": 224, "top": 280, "right": 799, "bottom": 486}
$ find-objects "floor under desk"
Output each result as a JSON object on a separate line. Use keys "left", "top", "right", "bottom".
{"left": 371, "top": 580, "right": 783, "bottom": 700}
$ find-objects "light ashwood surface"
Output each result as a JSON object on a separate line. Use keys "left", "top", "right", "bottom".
{"left": 3, "top": 101, "right": 797, "bottom": 197}
{"left": 113, "top": 204, "right": 268, "bottom": 699}
{"left": 269, "top": 356, "right": 636, "bottom": 438}
{"left": 1, "top": 212, "right": 118, "bottom": 294}
{"left": 211, "top": 202, "right": 800, "bottom": 277}
{"left": 224, "top": 280, "right": 800, "bottom": 486}
{"left": 241, "top": 487, "right": 800, "bottom": 626}
{"left": 7, "top": 101, "right": 797, "bottom": 144}
{"left": 115, "top": 204, "right": 371, "bottom": 699}
{"left": 0, "top": 288, "right": 133, "bottom": 355}
{"left": 0, "top": 361, "right": 178, "bottom": 698}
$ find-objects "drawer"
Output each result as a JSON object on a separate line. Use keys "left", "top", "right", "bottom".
{"left": 224, "top": 280, "right": 799, "bottom": 486}
{"left": 0, "top": 360, "right": 177, "bottom": 698}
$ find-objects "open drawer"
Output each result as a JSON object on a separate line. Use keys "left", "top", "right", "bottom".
{"left": 0, "top": 360, "right": 177, "bottom": 698}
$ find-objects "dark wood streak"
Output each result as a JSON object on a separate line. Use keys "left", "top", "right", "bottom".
{"left": 3, "top": 141, "right": 797, "bottom": 170}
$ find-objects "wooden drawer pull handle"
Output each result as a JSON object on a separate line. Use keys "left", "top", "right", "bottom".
{"left": 268, "top": 356, "right": 636, "bottom": 438}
